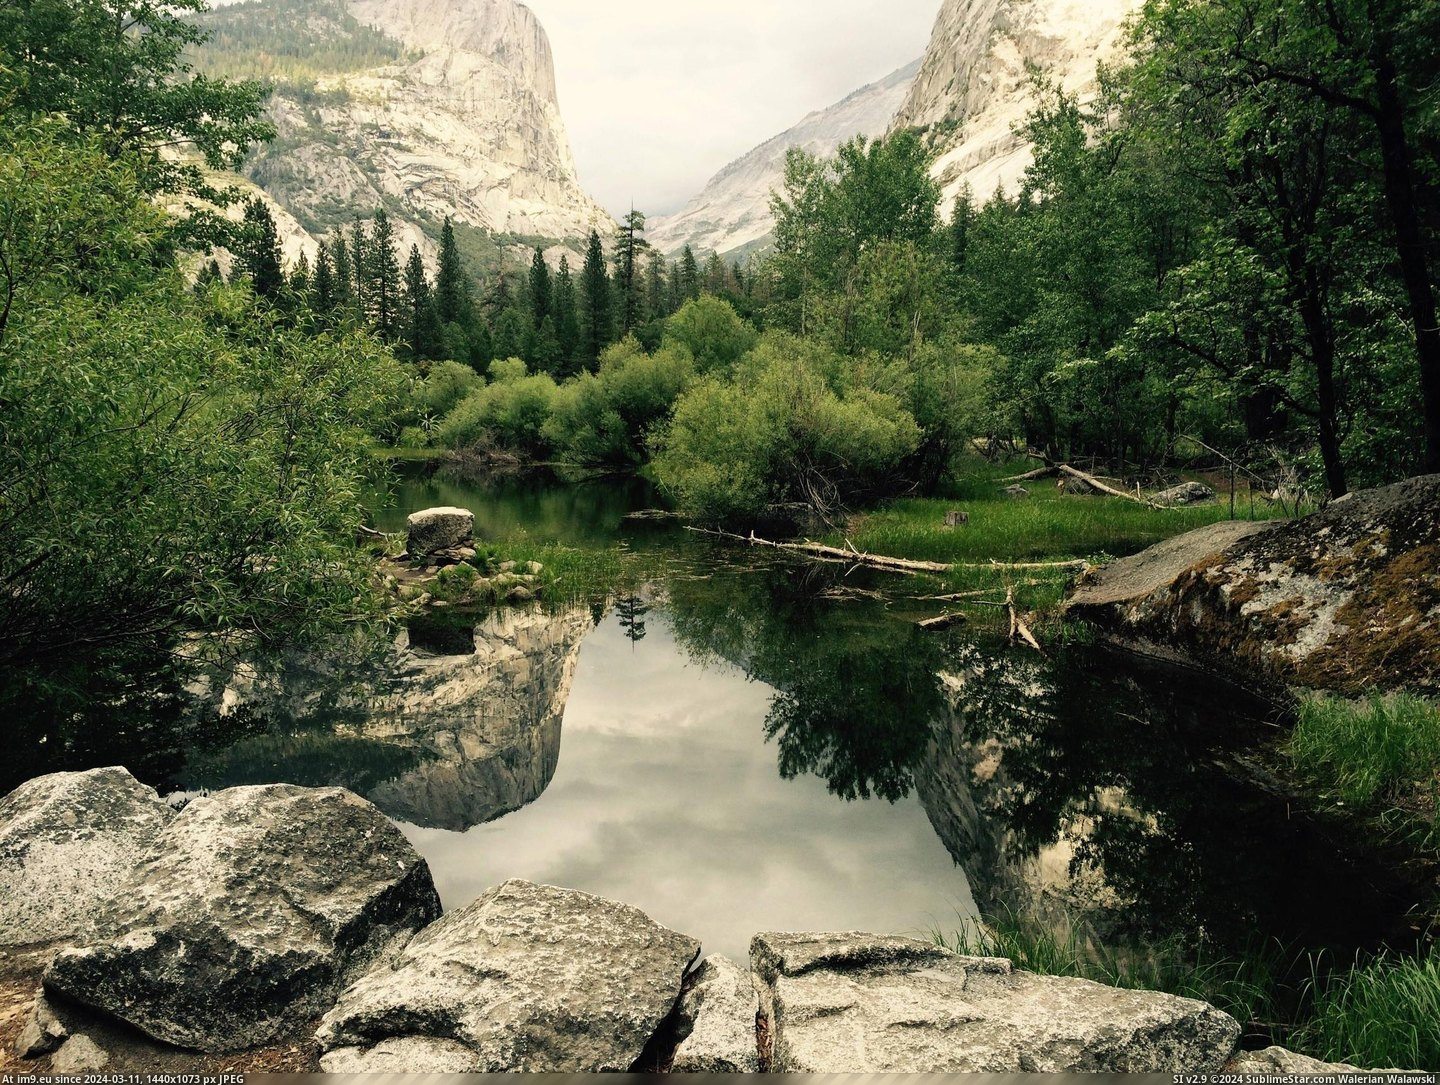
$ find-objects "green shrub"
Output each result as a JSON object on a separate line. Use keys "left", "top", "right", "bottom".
{"left": 545, "top": 340, "right": 696, "bottom": 466}
{"left": 652, "top": 336, "right": 920, "bottom": 521}
{"left": 662, "top": 295, "right": 758, "bottom": 373}
{"left": 435, "top": 360, "right": 559, "bottom": 456}
{"left": 415, "top": 360, "right": 482, "bottom": 418}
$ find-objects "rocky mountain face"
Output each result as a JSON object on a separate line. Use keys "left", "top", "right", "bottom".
{"left": 200, "top": 0, "right": 612, "bottom": 262}
{"left": 647, "top": 60, "right": 922, "bottom": 260}
{"left": 892, "top": 0, "right": 1140, "bottom": 214}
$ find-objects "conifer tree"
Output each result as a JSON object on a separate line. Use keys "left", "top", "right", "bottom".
{"left": 312, "top": 242, "right": 336, "bottom": 314}
{"left": 366, "top": 209, "right": 401, "bottom": 339}
{"left": 403, "top": 244, "right": 440, "bottom": 361}
{"left": 704, "top": 251, "right": 726, "bottom": 295}
{"left": 667, "top": 259, "right": 683, "bottom": 314}
{"left": 290, "top": 250, "right": 311, "bottom": 297}
{"left": 679, "top": 245, "right": 700, "bottom": 302}
{"left": 579, "top": 229, "right": 611, "bottom": 368}
{"left": 348, "top": 217, "right": 368, "bottom": 316}
{"left": 646, "top": 251, "right": 667, "bottom": 319}
{"left": 613, "top": 210, "right": 650, "bottom": 335}
{"left": 239, "top": 198, "right": 284, "bottom": 300}
{"left": 435, "top": 217, "right": 469, "bottom": 325}
{"left": 330, "top": 233, "right": 354, "bottom": 312}
{"left": 528, "top": 247, "right": 552, "bottom": 329}
{"left": 533, "top": 316, "right": 562, "bottom": 373}
{"left": 949, "top": 186, "right": 975, "bottom": 272}
{"left": 553, "top": 255, "right": 581, "bottom": 371}
{"left": 492, "top": 307, "right": 528, "bottom": 361}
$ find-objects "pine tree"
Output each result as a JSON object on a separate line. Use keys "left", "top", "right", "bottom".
{"left": 613, "top": 209, "right": 650, "bottom": 335}
{"left": 553, "top": 255, "right": 581, "bottom": 371}
{"left": 348, "top": 217, "right": 368, "bottom": 316}
{"left": 240, "top": 198, "right": 285, "bottom": 299}
{"left": 194, "top": 258, "right": 224, "bottom": 291}
{"left": 679, "top": 246, "right": 700, "bottom": 302}
{"left": 290, "top": 250, "right": 311, "bottom": 297}
{"left": 330, "top": 234, "right": 353, "bottom": 312}
{"left": 528, "top": 247, "right": 552, "bottom": 329}
{"left": 667, "top": 259, "right": 683, "bottom": 313}
{"left": 402, "top": 244, "right": 440, "bottom": 361}
{"left": 313, "top": 242, "right": 336, "bottom": 314}
{"left": 366, "top": 209, "right": 401, "bottom": 339}
{"left": 492, "top": 307, "right": 528, "bottom": 361}
{"left": 704, "top": 251, "right": 725, "bottom": 295}
{"left": 645, "top": 251, "right": 667, "bottom": 319}
{"left": 533, "top": 316, "right": 562, "bottom": 373}
{"left": 949, "top": 185, "right": 975, "bottom": 272}
{"left": 435, "top": 216, "right": 468, "bottom": 325}
{"left": 579, "top": 229, "right": 611, "bottom": 369}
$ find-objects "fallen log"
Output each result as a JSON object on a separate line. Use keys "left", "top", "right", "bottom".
{"left": 918, "top": 612, "right": 969, "bottom": 631}
{"left": 1000, "top": 465, "right": 1060, "bottom": 483}
{"left": 1057, "top": 464, "right": 1162, "bottom": 508}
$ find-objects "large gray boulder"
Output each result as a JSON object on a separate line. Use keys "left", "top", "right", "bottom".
{"left": 1153, "top": 481, "right": 1217, "bottom": 507}
{"left": 0, "top": 768, "right": 173, "bottom": 949}
{"left": 672, "top": 955, "right": 760, "bottom": 1073}
{"left": 751, "top": 932, "right": 1239, "bottom": 1073}
{"left": 1067, "top": 475, "right": 1440, "bottom": 693}
{"left": 316, "top": 879, "right": 700, "bottom": 1072}
{"left": 44, "top": 784, "right": 440, "bottom": 1052}
{"left": 406, "top": 506, "right": 474, "bottom": 556}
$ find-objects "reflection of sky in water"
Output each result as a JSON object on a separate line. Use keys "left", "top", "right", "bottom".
{"left": 400, "top": 610, "right": 976, "bottom": 961}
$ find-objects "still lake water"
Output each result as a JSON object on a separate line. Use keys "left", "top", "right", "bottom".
{"left": 9, "top": 461, "right": 1423, "bottom": 972}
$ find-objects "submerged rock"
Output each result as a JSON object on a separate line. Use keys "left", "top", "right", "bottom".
{"left": 751, "top": 932, "right": 1239, "bottom": 1072}
{"left": 44, "top": 784, "right": 440, "bottom": 1052}
{"left": 1067, "top": 475, "right": 1440, "bottom": 693}
{"left": 672, "top": 955, "right": 760, "bottom": 1073}
{"left": 0, "top": 767, "right": 173, "bottom": 949}
{"left": 406, "top": 506, "right": 474, "bottom": 556}
{"left": 316, "top": 879, "right": 700, "bottom": 1072}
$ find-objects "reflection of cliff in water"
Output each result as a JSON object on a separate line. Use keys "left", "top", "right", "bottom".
{"left": 181, "top": 607, "right": 594, "bottom": 832}
{"left": 914, "top": 643, "right": 1418, "bottom": 956}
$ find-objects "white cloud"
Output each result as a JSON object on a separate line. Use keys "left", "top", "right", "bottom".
{"left": 524, "top": 0, "right": 941, "bottom": 217}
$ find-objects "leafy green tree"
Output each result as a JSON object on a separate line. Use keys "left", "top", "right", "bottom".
{"left": 662, "top": 296, "right": 758, "bottom": 374}
{"left": 0, "top": 123, "right": 404, "bottom": 740}
{"left": 0, "top": 0, "right": 273, "bottom": 208}
{"left": 239, "top": 198, "right": 285, "bottom": 300}
{"left": 579, "top": 229, "right": 611, "bottom": 369}
{"left": 366, "top": 208, "right": 400, "bottom": 339}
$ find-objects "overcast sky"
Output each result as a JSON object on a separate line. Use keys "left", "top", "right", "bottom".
{"left": 523, "top": 0, "right": 942, "bottom": 218}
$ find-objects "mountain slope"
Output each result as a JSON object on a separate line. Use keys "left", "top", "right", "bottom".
{"left": 195, "top": 0, "right": 612, "bottom": 263}
{"left": 648, "top": 60, "right": 922, "bottom": 259}
{"left": 893, "top": 0, "right": 1139, "bottom": 213}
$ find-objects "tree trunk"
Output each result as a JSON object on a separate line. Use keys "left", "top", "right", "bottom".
{"left": 1367, "top": 18, "right": 1440, "bottom": 473}
{"left": 1302, "top": 291, "right": 1349, "bottom": 497}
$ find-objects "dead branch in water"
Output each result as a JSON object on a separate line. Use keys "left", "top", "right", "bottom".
{"left": 917, "top": 612, "right": 969, "bottom": 631}
{"left": 1006, "top": 585, "right": 1047, "bottom": 655}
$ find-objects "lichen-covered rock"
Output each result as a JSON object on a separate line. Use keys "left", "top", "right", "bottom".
{"left": 1228, "top": 1047, "right": 1361, "bottom": 1073}
{"left": 44, "top": 785, "right": 441, "bottom": 1052}
{"left": 673, "top": 955, "right": 760, "bottom": 1073}
{"left": 0, "top": 768, "right": 173, "bottom": 949}
{"left": 316, "top": 879, "right": 700, "bottom": 1072}
{"left": 751, "top": 932, "right": 1239, "bottom": 1073}
{"left": 1154, "top": 481, "right": 1217, "bottom": 506}
{"left": 406, "top": 506, "right": 475, "bottom": 556}
{"left": 1067, "top": 475, "right": 1440, "bottom": 693}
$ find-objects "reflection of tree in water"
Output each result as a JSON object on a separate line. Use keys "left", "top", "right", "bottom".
{"left": 616, "top": 594, "right": 650, "bottom": 644}
{"left": 664, "top": 563, "right": 947, "bottom": 801}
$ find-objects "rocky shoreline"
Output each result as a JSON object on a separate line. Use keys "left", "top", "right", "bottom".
{"left": 1, "top": 768, "right": 1409, "bottom": 1074}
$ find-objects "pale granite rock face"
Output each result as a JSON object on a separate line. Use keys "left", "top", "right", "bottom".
{"left": 751, "top": 932, "right": 1239, "bottom": 1073}
{"left": 892, "top": 0, "right": 1143, "bottom": 214}
{"left": 316, "top": 880, "right": 700, "bottom": 1072}
{"left": 0, "top": 768, "right": 173, "bottom": 950}
{"left": 672, "top": 955, "right": 761, "bottom": 1073}
{"left": 45, "top": 785, "right": 440, "bottom": 1052}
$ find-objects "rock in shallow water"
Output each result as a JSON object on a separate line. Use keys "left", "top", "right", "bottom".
{"left": 672, "top": 955, "right": 760, "bottom": 1073}
{"left": 0, "top": 767, "right": 173, "bottom": 950}
{"left": 751, "top": 932, "right": 1239, "bottom": 1073}
{"left": 316, "top": 879, "right": 700, "bottom": 1072}
{"left": 406, "top": 506, "right": 474, "bottom": 556}
{"left": 44, "top": 784, "right": 440, "bottom": 1052}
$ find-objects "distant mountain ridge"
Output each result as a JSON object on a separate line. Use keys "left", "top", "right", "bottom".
{"left": 647, "top": 60, "right": 922, "bottom": 259}
{"left": 194, "top": 0, "right": 613, "bottom": 266}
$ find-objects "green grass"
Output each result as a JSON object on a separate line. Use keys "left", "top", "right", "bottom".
{"left": 824, "top": 461, "right": 1291, "bottom": 611}
{"left": 1296, "top": 950, "right": 1440, "bottom": 1070}
{"left": 1287, "top": 694, "right": 1440, "bottom": 850}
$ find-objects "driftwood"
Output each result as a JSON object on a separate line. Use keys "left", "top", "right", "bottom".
{"left": 689, "top": 527, "right": 1090, "bottom": 577}
{"left": 918, "top": 612, "right": 969, "bottom": 631}
{"left": 1005, "top": 585, "right": 1046, "bottom": 655}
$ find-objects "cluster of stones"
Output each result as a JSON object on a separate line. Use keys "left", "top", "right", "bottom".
{"left": 392, "top": 506, "right": 543, "bottom": 607}
{"left": 0, "top": 768, "right": 1393, "bottom": 1073}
